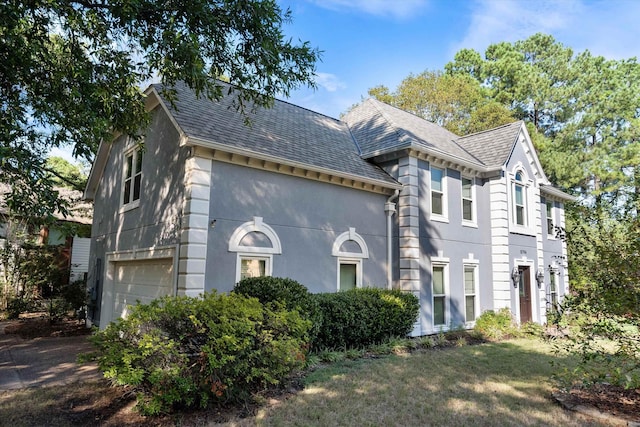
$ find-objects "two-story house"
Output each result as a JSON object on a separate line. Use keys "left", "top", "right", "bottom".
{"left": 84, "top": 82, "right": 572, "bottom": 332}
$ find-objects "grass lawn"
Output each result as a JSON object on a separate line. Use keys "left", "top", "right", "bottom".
{"left": 0, "top": 338, "right": 613, "bottom": 426}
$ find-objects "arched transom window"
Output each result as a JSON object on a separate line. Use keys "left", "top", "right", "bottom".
{"left": 229, "top": 217, "right": 281, "bottom": 282}
{"left": 332, "top": 228, "right": 369, "bottom": 291}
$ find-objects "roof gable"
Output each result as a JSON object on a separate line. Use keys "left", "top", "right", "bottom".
{"left": 455, "top": 121, "right": 523, "bottom": 168}
{"left": 344, "top": 99, "right": 481, "bottom": 165}
{"left": 152, "top": 82, "right": 399, "bottom": 188}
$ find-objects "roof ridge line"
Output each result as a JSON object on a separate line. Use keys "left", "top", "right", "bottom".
{"left": 458, "top": 120, "right": 523, "bottom": 139}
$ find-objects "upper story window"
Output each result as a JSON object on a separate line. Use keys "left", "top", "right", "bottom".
{"left": 513, "top": 171, "right": 526, "bottom": 226}
{"left": 461, "top": 176, "right": 475, "bottom": 225}
{"left": 122, "top": 147, "right": 143, "bottom": 208}
{"left": 431, "top": 166, "right": 447, "bottom": 220}
{"left": 546, "top": 201, "right": 555, "bottom": 238}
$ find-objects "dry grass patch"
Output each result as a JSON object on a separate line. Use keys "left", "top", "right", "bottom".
{"left": 248, "top": 339, "right": 614, "bottom": 426}
{"left": 0, "top": 338, "right": 622, "bottom": 426}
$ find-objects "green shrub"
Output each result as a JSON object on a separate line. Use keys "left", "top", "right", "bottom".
{"left": 312, "top": 287, "right": 419, "bottom": 350}
{"left": 89, "top": 291, "right": 310, "bottom": 415}
{"left": 474, "top": 308, "right": 518, "bottom": 341}
{"left": 6, "top": 294, "right": 37, "bottom": 319}
{"left": 233, "top": 276, "right": 322, "bottom": 342}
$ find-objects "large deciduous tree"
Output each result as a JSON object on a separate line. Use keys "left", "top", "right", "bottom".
{"left": 367, "top": 70, "right": 515, "bottom": 135}
{"left": 1, "top": 0, "right": 319, "bottom": 219}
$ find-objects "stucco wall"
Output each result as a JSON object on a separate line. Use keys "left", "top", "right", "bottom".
{"left": 87, "top": 106, "right": 188, "bottom": 323}
{"left": 203, "top": 160, "right": 390, "bottom": 293}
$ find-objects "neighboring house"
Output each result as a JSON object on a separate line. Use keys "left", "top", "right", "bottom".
{"left": 0, "top": 185, "right": 92, "bottom": 289}
{"left": 85, "top": 82, "right": 573, "bottom": 333}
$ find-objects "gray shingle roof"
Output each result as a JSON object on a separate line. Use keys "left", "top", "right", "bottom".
{"left": 456, "top": 121, "right": 523, "bottom": 168}
{"left": 153, "top": 82, "right": 399, "bottom": 187}
{"left": 344, "top": 99, "right": 481, "bottom": 164}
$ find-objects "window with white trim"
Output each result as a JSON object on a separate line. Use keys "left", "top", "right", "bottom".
{"left": 239, "top": 256, "right": 269, "bottom": 280}
{"left": 332, "top": 227, "right": 369, "bottom": 291}
{"left": 464, "top": 265, "right": 477, "bottom": 323}
{"left": 431, "top": 166, "right": 447, "bottom": 218}
{"left": 122, "top": 147, "right": 143, "bottom": 207}
{"left": 461, "top": 176, "right": 475, "bottom": 224}
{"left": 229, "top": 217, "right": 282, "bottom": 283}
{"left": 338, "top": 259, "right": 361, "bottom": 291}
{"left": 432, "top": 263, "right": 449, "bottom": 327}
{"left": 549, "top": 271, "right": 558, "bottom": 309}
{"left": 546, "top": 201, "right": 555, "bottom": 238}
{"left": 513, "top": 171, "right": 526, "bottom": 226}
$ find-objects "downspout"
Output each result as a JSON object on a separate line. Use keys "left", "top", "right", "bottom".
{"left": 385, "top": 189, "right": 400, "bottom": 290}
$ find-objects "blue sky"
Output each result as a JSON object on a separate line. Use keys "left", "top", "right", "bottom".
{"left": 52, "top": 0, "right": 640, "bottom": 163}
{"left": 280, "top": 0, "right": 640, "bottom": 119}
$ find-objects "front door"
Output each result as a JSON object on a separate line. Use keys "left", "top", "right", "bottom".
{"left": 518, "top": 266, "right": 532, "bottom": 323}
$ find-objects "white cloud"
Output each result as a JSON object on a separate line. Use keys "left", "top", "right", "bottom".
{"left": 314, "top": 72, "right": 347, "bottom": 92}
{"left": 453, "top": 0, "right": 640, "bottom": 60}
{"left": 453, "top": 0, "right": 580, "bottom": 54}
{"left": 308, "top": 0, "right": 429, "bottom": 19}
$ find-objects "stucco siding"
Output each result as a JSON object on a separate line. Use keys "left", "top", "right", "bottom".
{"left": 203, "top": 160, "right": 389, "bottom": 293}
{"left": 87, "top": 106, "right": 188, "bottom": 324}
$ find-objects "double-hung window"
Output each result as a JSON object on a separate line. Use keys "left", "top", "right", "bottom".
{"left": 546, "top": 201, "right": 555, "bottom": 238}
{"left": 461, "top": 177, "right": 475, "bottom": 224}
{"left": 464, "top": 265, "right": 477, "bottom": 323}
{"left": 431, "top": 167, "right": 447, "bottom": 219}
{"left": 514, "top": 172, "right": 526, "bottom": 226}
{"left": 549, "top": 272, "right": 558, "bottom": 309}
{"left": 122, "top": 147, "right": 143, "bottom": 208}
{"left": 432, "top": 264, "right": 448, "bottom": 328}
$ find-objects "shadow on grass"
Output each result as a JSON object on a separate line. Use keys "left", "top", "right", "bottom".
{"left": 256, "top": 339, "right": 605, "bottom": 427}
{"left": 0, "top": 380, "right": 145, "bottom": 427}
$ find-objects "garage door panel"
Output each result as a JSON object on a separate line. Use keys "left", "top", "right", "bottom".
{"left": 112, "top": 258, "right": 173, "bottom": 321}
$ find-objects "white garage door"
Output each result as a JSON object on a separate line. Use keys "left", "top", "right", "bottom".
{"left": 113, "top": 258, "right": 174, "bottom": 320}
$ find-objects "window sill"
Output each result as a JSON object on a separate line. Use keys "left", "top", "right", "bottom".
{"left": 462, "top": 221, "right": 478, "bottom": 228}
{"left": 430, "top": 215, "right": 449, "bottom": 224}
{"left": 509, "top": 224, "right": 536, "bottom": 237}
{"left": 119, "top": 200, "right": 140, "bottom": 213}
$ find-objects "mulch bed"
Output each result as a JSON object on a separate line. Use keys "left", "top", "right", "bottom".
{"left": 556, "top": 384, "right": 640, "bottom": 423}
{"left": 3, "top": 315, "right": 92, "bottom": 339}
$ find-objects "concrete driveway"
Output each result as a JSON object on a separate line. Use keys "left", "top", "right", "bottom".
{"left": 0, "top": 321, "right": 103, "bottom": 390}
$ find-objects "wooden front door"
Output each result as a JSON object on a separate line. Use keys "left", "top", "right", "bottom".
{"left": 518, "top": 266, "right": 532, "bottom": 323}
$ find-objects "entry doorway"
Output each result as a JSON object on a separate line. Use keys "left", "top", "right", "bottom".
{"left": 518, "top": 266, "right": 532, "bottom": 323}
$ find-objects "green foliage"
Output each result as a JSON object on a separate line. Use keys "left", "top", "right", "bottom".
{"left": 447, "top": 33, "right": 640, "bottom": 207}
{"left": 89, "top": 292, "right": 310, "bottom": 415}
{"left": 367, "top": 70, "right": 515, "bottom": 135}
{"left": 552, "top": 207, "right": 640, "bottom": 391}
{"left": 233, "top": 276, "right": 322, "bottom": 341}
{"left": 473, "top": 308, "right": 519, "bottom": 341}
{"left": 312, "top": 288, "right": 419, "bottom": 350}
{"left": 520, "top": 321, "right": 544, "bottom": 338}
{"left": 45, "top": 157, "right": 88, "bottom": 191}
{"left": 1, "top": 0, "right": 319, "bottom": 218}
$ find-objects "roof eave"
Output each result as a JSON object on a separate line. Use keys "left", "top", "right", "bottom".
{"left": 540, "top": 184, "right": 576, "bottom": 202}
{"left": 187, "top": 136, "right": 402, "bottom": 192}
{"left": 362, "top": 142, "right": 501, "bottom": 176}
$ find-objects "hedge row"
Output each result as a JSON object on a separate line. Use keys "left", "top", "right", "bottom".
{"left": 233, "top": 276, "right": 419, "bottom": 350}
{"left": 90, "top": 277, "right": 419, "bottom": 414}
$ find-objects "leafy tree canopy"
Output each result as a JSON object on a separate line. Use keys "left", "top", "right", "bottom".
{"left": 1, "top": 0, "right": 320, "bottom": 218}
{"left": 45, "top": 156, "right": 88, "bottom": 191}
{"left": 446, "top": 33, "right": 640, "bottom": 207}
{"left": 367, "top": 70, "right": 515, "bottom": 135}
